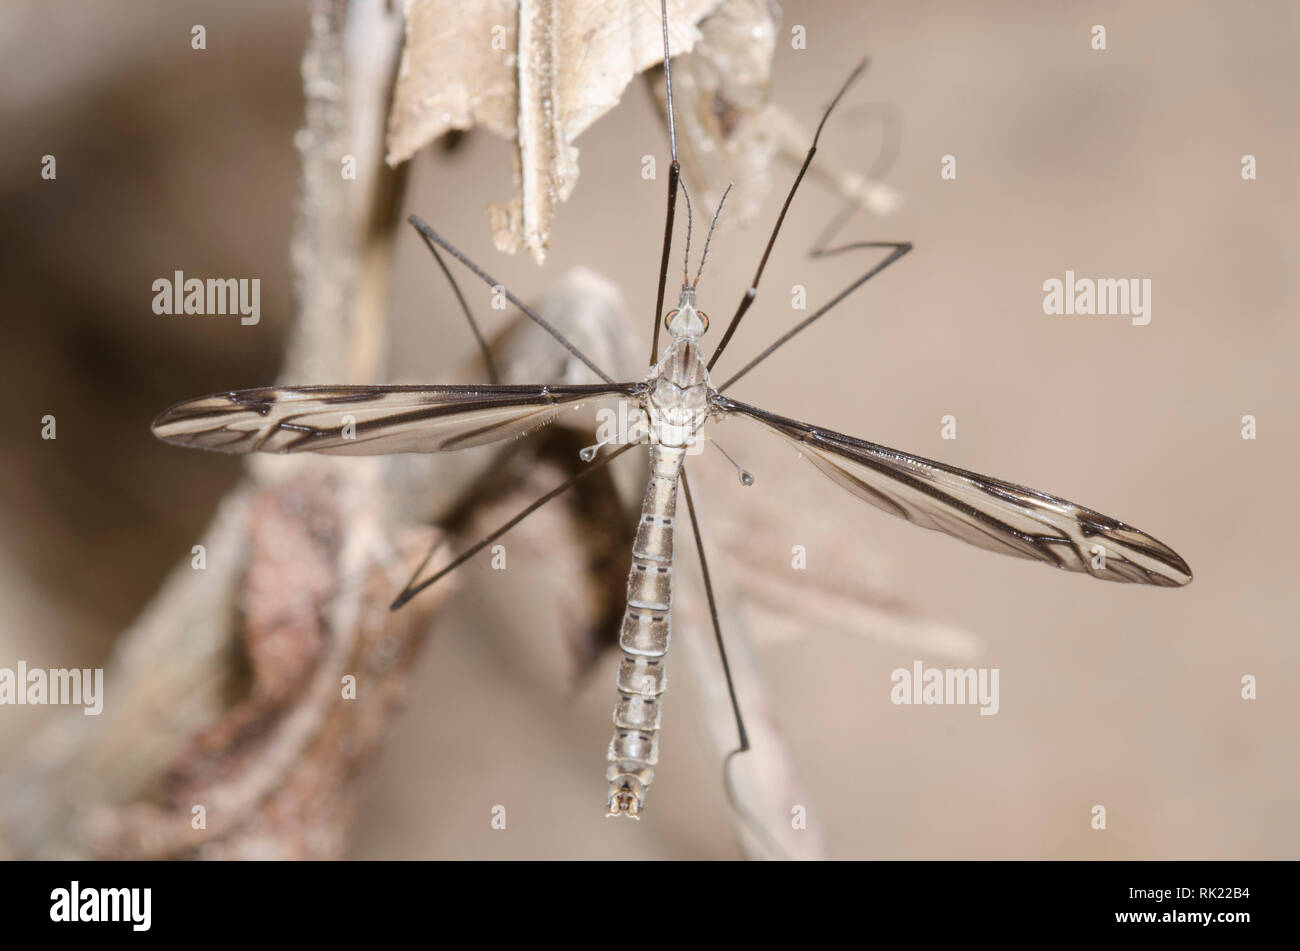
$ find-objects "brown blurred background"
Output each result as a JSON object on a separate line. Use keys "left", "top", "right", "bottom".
{"left": 1, "top": 0, "right": 1296, "bottom": 858}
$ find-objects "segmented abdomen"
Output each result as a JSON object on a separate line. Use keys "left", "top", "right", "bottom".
{"left": 605, "top": 444, "right": 686, "bottom": 817}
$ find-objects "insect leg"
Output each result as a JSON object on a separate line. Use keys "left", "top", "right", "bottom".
{"left": 716, "top": 238, "right": 912, "bottom": 391}
{"left": 680, "top": 470, "right": 787, "bottom": 859}
{"left": 409, "top": 220, "right": 500, "bottom": 384}
{"left": 406, "top": 215, "right": 616, "bottom": 385}
{"left": 650, "top": 0, "right": 682, "bottom": 367}
{"left": 706, "top": 59, "right": 870, "bottom": 372}
{"left": 803, "top": 98, "right": 904, "bottom": 226}
{"left": 391, "top": 442, "right": 636, "bottom": 609}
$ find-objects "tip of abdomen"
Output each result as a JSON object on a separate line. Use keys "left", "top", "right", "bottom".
{"left": 605, "top": 769, "right": 650, "bottom": 818}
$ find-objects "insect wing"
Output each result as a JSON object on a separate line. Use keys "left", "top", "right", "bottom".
{"left": 716, "top": 396, "right": 1191, "bottom": 587}
{"left": 153, "top": 383, "right": 642, "bottom": 455}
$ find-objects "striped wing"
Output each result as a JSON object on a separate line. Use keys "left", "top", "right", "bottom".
{"left": 153, "top": 383, "right": 643, "bottom": 455}
{"left": 715, "top": 395, "right": 1191, "bottom": 587}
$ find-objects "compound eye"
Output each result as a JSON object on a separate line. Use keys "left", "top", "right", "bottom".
{"left": 663, "top": 308, "right": 679, "bottom": 329}
{"left": 698, "top": 311, "right": 709, "bottom": 332}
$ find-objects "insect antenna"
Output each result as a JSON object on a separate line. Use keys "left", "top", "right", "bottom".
{"left": 390, "top": 442, "right": 636, "bottom": 610}
{"left": 692, "top": 182, "right": 733, "bottom": 289}
{"left": 406, "top": 215, "right": 616, "bottom": 385}
{"left": 680, "top": 471, "right": 788, "bottom": 859}
{"left": 411, "top": 225, "right": 500, "bottom": 384}
{"left": 680, "top": 178, "right": 695, "bottom": 284}
{"left": 706, "top": 58, "right": 870, "bottom": 372}
{"left": 649, "top": 0, "right": 682, "bottom": 366}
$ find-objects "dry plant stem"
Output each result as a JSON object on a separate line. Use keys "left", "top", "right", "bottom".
{"left": 0, "top": 0, "right": 428, "bottom": 860}
{"left": 0, "top": 491, "right": 257, "bottom": 858}
{"left": 77, "top": 479, "right": 451, "bottom": 859}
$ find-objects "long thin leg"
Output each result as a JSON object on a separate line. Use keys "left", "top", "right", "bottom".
{"left": 707, "top": 59, "right": 870, "bottom": 372}
{"left": 808, "top": 197, "right": 860, "bottom": 263}
{"left": 410, "top": 222, "right": 500, "bottom": 384}
{"left": 717, "top": 239, "right": 913, "bottom": 391}
{"left": 680, "top": 471, "right": 747, "bottom": 753}
{"left": 407, "top": 214, "right": 616, "bottom": 385}
{"left": 793, "top": 95, "right": 903, "bottom": 264}
{"left": 680, "top": 471, "right": 787, "bottom": 859}
{"left": 649, "top": 0, "right": 681, "bottom": 367}
{"left": 391, "top": 442, "right": 635, "bottom": 609}
{"left": 859, "top": 100, "right": 904, "bottom": 182}
{"left": 807, "top": 99, "right": 903, "bottom": 195}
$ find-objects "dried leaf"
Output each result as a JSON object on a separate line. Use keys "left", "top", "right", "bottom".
{"left": 387, "top": 0, "right": 721, "bottom": 262}
{"left": 389, "top": 0, "right": 900, "bottom": 268}
{"left": 646, "top": 0, "right": 901, "bottom": 224}
{"left": 386, "top": 0, "right": 520, "bottom": 153}
{"left": 646, "top": 0, "right": 779, "bottom": 225}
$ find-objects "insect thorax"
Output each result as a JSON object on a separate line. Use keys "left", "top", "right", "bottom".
{"left": 648, "top": 346, "right": 710, "bottom": 450}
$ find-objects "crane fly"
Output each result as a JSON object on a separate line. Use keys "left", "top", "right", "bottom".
{"left": 152, "top": 0, "right": 1191, "bottom": 822}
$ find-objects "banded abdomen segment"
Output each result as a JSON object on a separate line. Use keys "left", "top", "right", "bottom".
{"left": 605, "top": 445, "right": 686, "bottom": 817}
